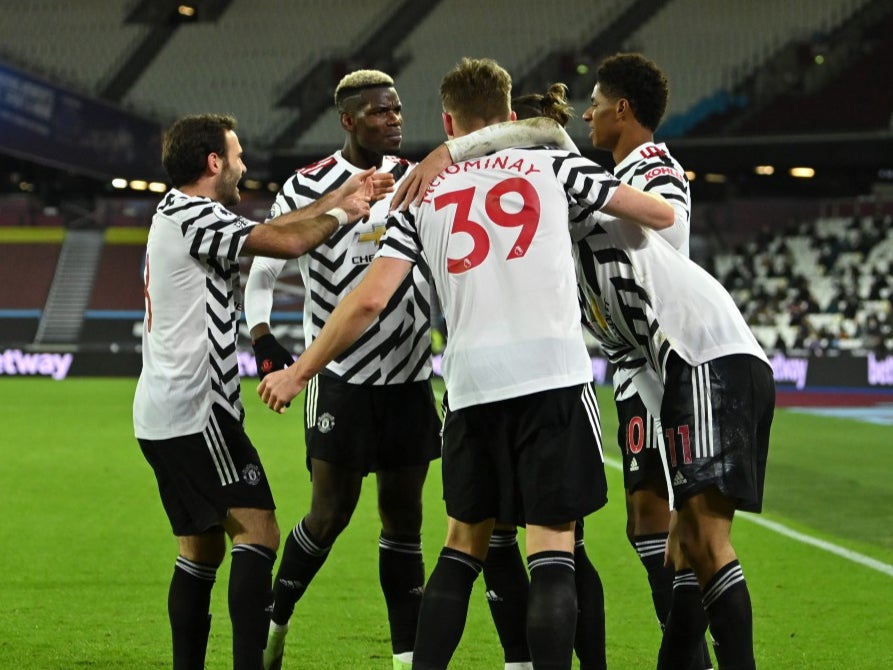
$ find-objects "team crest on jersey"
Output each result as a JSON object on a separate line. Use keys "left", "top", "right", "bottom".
{"left": 242, "top": 463, "right": 262, "bottom": 485}
{"left": 317, "top": 412, "right": 335, "bottom": 433}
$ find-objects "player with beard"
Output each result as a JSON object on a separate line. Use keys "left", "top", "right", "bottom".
{"left": 134, "top": 113, "right": 375, "bottom": 670}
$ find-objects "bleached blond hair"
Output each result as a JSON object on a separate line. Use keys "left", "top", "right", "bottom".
{"left": 334, "top": 69, "right": 395, "bottom": 111}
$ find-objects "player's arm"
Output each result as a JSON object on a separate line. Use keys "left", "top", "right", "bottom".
{"left": 599, "top": 183, "right": 674, "bottom": 231}
{"left": 390, "top": 117, "right": 576, "bottom": 211}
{"left": 560, "top": 156, "right": 673, "bottom": 232}
{"left": 242, "top": 168, "right": 376, "bottom": 258}
{"left": 244, "top": 254, "right": 295, "bottom": 378}
{"left": 257, "top": 256, "right": 413, "bottom": 413}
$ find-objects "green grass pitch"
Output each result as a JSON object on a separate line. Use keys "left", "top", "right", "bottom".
{"left": 1, "top": 378, "right": 891, "bottom": 669}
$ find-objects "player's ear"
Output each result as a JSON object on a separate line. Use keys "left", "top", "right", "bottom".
{"left": 617, "top": 98, "right": 628, "bottom": 118}
{"left": 442, "top": 112, "right": 455, "bottom": 139}
{"left": 207, "top": 152, "right": 222, "bottom": 176}
{"left": 340, "top": 111, "right": 354, "bottom": 132}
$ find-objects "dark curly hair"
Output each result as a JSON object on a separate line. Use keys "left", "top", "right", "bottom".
{"left": 596, "top": 53, "right": 668, "bottom": 132}
{"left": 161, "top": 113, "right": 236, "bottom": 188}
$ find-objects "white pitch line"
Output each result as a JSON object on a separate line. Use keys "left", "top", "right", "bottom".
{"left": 736, "top": 514, "right": 893, "bottom": 578}
{"left": 603, "top": 455, "right": 893, "bottom": 578}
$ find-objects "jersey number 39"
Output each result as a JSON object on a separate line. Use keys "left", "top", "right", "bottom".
{"left": 435, "top": 177, "right": 541, "bottom": 274}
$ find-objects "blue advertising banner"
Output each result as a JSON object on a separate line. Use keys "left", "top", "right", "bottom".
{"left": 0, "top": 62, "right": 163, "bottom": 180}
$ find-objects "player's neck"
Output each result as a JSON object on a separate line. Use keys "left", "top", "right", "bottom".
{"left": 178, "top": 178, "right": 217, "bottom": 202}
{"left": 613, "top": 129, "right": 655, "bottom": 165}
{"left": 342, "top": 141, "right": 384, "bottom": 170}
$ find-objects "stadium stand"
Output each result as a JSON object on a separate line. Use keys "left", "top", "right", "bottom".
{"left": 122, "top": 0, "right": 395, "bottom": 148}
{"left": 615, "top": 0, "right": 873, "bottom": 122}
{"left": 0, "top": 230, "right": 63, "bottom": 343}
{"left": 705, "top": 202, "right": 893, "bottom": 356}
{"left": 0, "top": 0, "right": 150, "bottom": 96}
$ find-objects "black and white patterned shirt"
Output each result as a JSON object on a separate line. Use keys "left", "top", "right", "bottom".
{"left": 134, "top": 189, "right": 254, "bottom": 439}
{"left": 245, "top": 151, "right": 433, "bottom": 384}
{"left": 581, "top": 141, "right": 692, "bottom": 402}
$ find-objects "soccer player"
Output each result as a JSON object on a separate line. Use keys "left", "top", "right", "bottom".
{"left": 133, "top": 113, "right": 375, "bottom": 670}
{"left": 244, "top": 69, "right": 442, "bottom": 670}
{"left": 476, "top": 81, "right": 609, "bottom": 670}
{"left": 257, "top": 57, "right": 675, "bottom": 670}
{"left": 572, "top": 158, "right": 774, "bottom": 670}
{"left": 582, "top": 53, "right": 712, "bottom": 670}
{"left": 393, "top": 58, "right": 776, "bottom": 670}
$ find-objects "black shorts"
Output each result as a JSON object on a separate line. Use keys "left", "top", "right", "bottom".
{"left": 139, "top": 404, "right": 275, "bottom": 536}
{"left": 303, "top": 374, "right": 442, "bottom": 475}
{"left": 661, "top": 352, "right": 775, "bottom": 512}
{"left": 441, "top": 383, "right": 608, "bottom": 527}
{"left": 616, "top": 393, "right": 666, "bottom": 493}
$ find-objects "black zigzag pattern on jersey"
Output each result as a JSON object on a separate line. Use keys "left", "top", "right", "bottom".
{"left": 390, "top": 161, "right": 411, "bottom": 183}
{"left": 276, "top": 155, "right": 431, "bottom": 385}
{"left": 307, "top": 263, "right": 366, "bottom": 308}
{"left": 552, "top": 155, "right": 616, "bottom": 221}
{"left": 593, "top": 248, "right": 654, "bottom": 353}
{"left": 600, "top": 265, "right": 670, "bottom": 376}
{"left": 627, "top": 154, "right": 690, "bottom": 209}
{"left": 205, "top": 276, "right": 240, "bottom": 407}
{"left": 642, "top": 177, "right": 689, "bottom": 206}
{"left": 296, "top": 158, "right": 341, "bottom": 185}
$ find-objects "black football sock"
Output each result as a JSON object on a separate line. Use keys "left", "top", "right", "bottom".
{"left": 168, "top": 556, "right": 217, "bottom": 670}
{"left": 379, "top": 532, "right": 426, "bottom": 655}
{"left": 573, "top": 525, "right": 606, "bottom": 670}
{"left": 702, "top": 560, "right": 755, "bottom": 670}
{"left": 229, "top": 543, "right": 276, "bottom": 670}
{"left": 270, "top": 519, "right": 331, "bottom": 625}
{"left": 527, "top": 551, "right": 577, "bottom": 670}
{"left": 633, "top": 533, "right": 674, "bottom": 628}
{"left": 657, "top": 569, "right": 710, "bottom": 670}
{"left": 412, "top": 548, "right": 482, "bottom": 670}
{"left": 482, "top": 528, "right": 531, "bottom": 664}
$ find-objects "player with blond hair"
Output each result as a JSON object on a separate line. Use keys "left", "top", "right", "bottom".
{"left": 245, "top": 69, "right": 440, "bottom": 670}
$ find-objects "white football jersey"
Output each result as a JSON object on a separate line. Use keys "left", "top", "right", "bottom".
{"left": 379, "top": 147, "right": 619, "bottom": 410}
{"left": 245, "top": 151, "right": 432, "bottom": 384}
{"left": 599, "top": 141, "right": 692, "bottom": 402}
{"left": 574, "top": 215, "right": 769, "bottom": 412}
{"left": 134, "top": 189, "right": 255, "bottom": 440}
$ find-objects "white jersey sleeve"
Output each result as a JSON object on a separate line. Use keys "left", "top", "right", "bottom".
{"left": 244, "top": 254, "right": 286, "bottom": 331}
{"left": 615, "top": 142, "right": 691, "bottom": 255}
